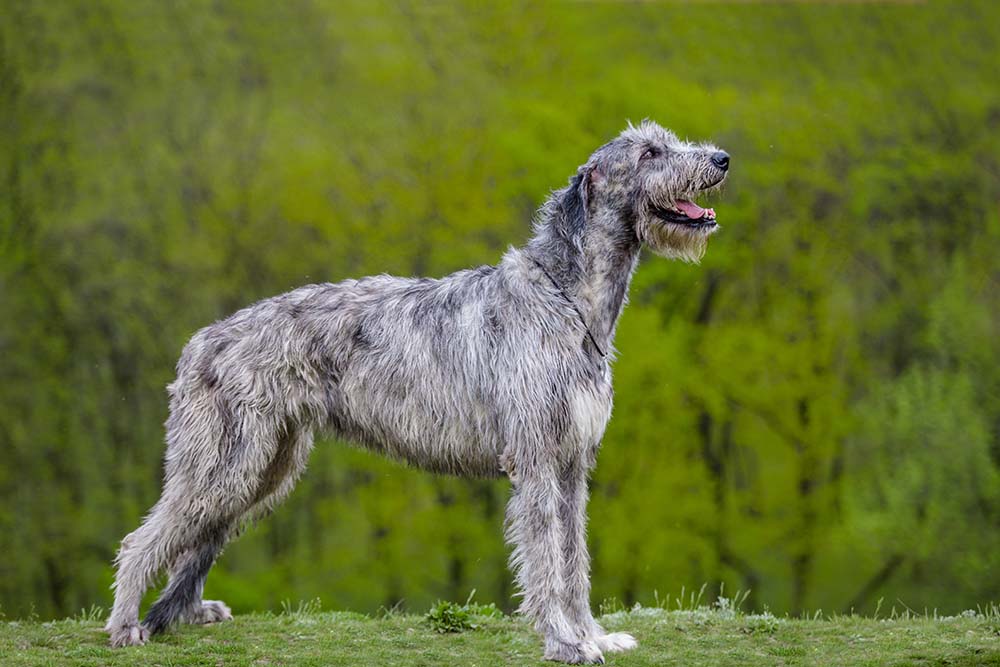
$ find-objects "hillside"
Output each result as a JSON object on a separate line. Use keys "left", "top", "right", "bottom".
{"left": 2, "top": 603, "right": 998, "bottom": 666}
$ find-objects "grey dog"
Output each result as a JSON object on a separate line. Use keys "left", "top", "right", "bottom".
{"left": 105, "top": 120, "right": 729, "bottom": 664}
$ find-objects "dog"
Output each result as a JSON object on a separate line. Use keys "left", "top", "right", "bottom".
{"left": 106, "top": 120, "right": 728, "bottom": 663}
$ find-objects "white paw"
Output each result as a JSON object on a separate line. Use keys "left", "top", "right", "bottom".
{"left": 544, "top": 638, "right": 605, "bottom": 664}
{"left": 201, "top": 600, "right": 233, "bottom": 623}
{"left": 578, "top": 639, "right": 605, "bottom": 664}
{"left": 593, "top": 631, "right": 637, "bottom": 653}
{"left": 186, "top": 600, "right": 233, "bottom": 624}
{"left": 107, "top": 622, "right": 149, "bottom": 647}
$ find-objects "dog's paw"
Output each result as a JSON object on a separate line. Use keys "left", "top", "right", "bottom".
{"left": 107, "top": 622, "right": 149, "bottom": 648}
{"left": 544, "top": 638, "right": 605, "bottom": 664}
{"left": 593, "top": 631, "right": 637, "bottom": 653}
{"left": 201, "top": 600, "right": 233, "bottom": 624}
{"left": 185, "top": 600, "right": 233, "bottom": 625}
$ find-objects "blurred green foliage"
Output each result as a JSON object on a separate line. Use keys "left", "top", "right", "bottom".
{"left": 1, "top": 1, "right": 998, "bottom": 621}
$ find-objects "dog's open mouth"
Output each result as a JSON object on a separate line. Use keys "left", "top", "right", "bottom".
{"left": 652, "top": 199, "right": 718, "bottom": 229}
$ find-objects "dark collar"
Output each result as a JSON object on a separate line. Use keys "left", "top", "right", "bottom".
{"left": 531, "top": 259, "right": 608, "bottom": 359}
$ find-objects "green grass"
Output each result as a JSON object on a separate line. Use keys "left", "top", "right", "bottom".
{"left": 2, "top": 601, "right": 998, "bottom": 667}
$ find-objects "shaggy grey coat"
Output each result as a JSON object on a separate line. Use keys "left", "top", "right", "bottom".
{"left": 105, "top": 121, "right": 729, "bottom": 664}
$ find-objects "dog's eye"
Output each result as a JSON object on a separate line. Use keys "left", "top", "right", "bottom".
{"left": 640, "top": 147, "right": 660, "bottom": 161}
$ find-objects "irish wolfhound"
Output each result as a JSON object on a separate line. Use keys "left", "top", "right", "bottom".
{"left": 105, "top": 120, "right": 729, "bottom": 663}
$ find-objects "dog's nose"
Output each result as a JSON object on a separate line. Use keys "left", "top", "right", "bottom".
{"left": 711, "top": 151, "right": 730, "bottom": 171}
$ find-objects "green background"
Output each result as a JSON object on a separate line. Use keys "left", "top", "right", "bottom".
{"left": 1, "top": 1, "right": 998, "bottom": 621}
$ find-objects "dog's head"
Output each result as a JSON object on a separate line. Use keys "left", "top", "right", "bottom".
{"left": 571, "top": 121, "right": 729, "bottom": 262}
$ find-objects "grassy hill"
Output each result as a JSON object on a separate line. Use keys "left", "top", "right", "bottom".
{"left": 3, "top": 600, "right": 997, "bottom": 667}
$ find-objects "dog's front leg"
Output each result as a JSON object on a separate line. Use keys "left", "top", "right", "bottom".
{"left": 559, "top": 458, "right": 637, "bottom": 655}
{"left": 505, "top": 464, "right": 604, "bottom": 664}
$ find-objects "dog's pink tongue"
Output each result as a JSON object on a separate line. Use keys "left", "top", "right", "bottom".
{"left": 675, "top": 199, "right": 708, "bottom": 219}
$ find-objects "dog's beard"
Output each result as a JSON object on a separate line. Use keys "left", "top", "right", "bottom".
{"left": 636, "top": 215, "right": 714, "bottom": 263}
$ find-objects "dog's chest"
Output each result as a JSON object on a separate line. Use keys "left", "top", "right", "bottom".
{"left": 568, "top": 378, "right": 613, "bottom": 447}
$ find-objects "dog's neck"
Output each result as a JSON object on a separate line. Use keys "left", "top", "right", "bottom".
{"left": 524, "top": 208, "right": 641, "bottom": 356}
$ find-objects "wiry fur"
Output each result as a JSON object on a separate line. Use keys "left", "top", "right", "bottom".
{"left": 105, "top": 121, "right": 728, "bottom": 663}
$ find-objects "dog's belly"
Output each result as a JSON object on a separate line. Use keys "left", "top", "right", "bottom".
{"left": 389, "top": 433, "right": 504, "bottom": 478}
{"left": 326, "top": 374, "right": 504, "bottom": 479}
{"left": 330, "top": 417, "right": 505, "bottom": 479}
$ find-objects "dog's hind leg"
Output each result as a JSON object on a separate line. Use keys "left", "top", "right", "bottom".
{"left": 143, "top": 523, "right": 233, "bottom": 635}
{"left": 142, "top": 424, "right": 314, "bottom": 636}
{"left": 243, "top": 427, "right": 315, "bottom": 522}
{"left": 107, "top": 386, "right": 285, "bottom": 646}
{"left": 105, "top": 498, "right": 209, "bottom": 647}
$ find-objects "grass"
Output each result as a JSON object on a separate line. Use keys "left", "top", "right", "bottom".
{"left": 425, "top": 591, "right": 504, "bottom": 633}
{"left": 2, "top": 595, "right": 998, "bottom": 667}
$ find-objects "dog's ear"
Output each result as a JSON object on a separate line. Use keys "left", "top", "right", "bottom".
{"left": 560, "top": 166, "right": 598, "bottom": 238}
